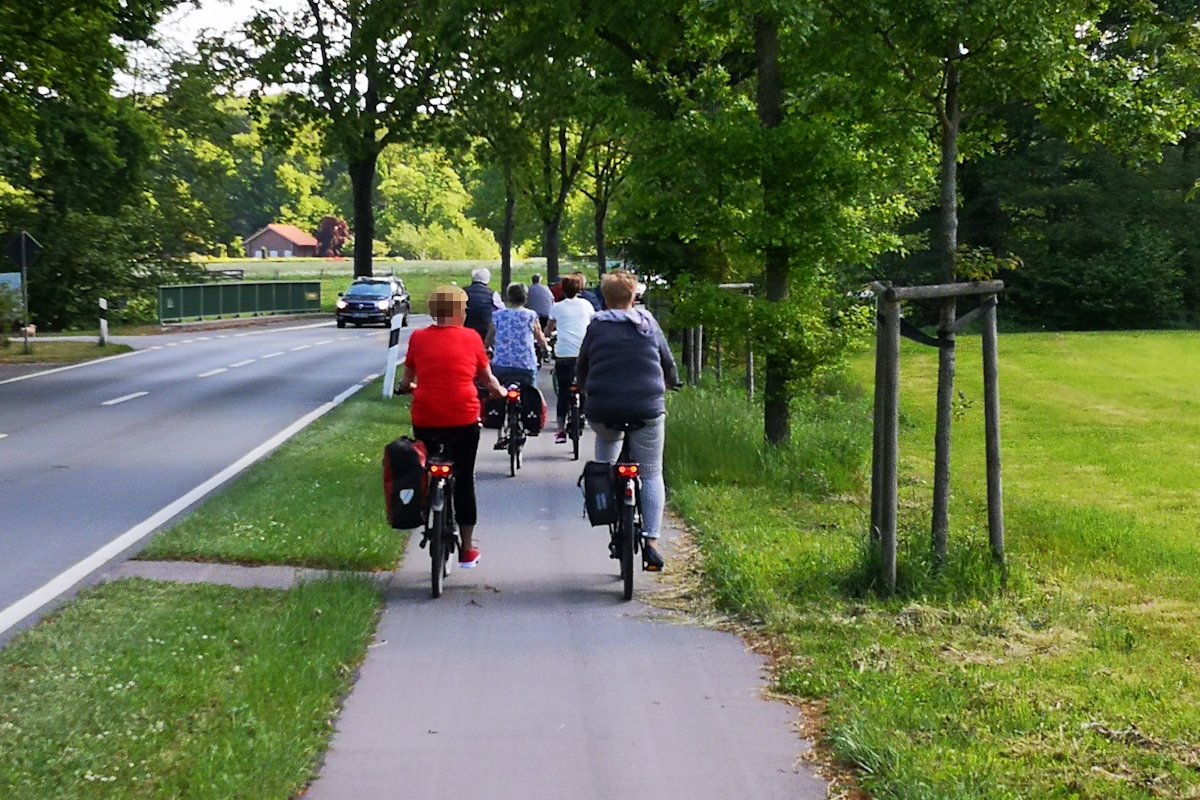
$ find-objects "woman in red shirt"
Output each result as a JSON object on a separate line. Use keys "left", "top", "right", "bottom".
{"left": 401, "top": 285, "right": 504, "bottom": 568}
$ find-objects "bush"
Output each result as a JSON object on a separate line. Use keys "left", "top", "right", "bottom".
{"left": 0, "top": 284, "right": 21, "bottom": 346}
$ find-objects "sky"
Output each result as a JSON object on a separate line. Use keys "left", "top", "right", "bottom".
{"left": 117, "top": 0, "right": 304, "bottom": 93}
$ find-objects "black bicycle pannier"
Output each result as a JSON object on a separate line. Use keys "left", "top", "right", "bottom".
{"left": 383, "top": 436, "right": 427, "bottom": 529}
{"left": 481, "top": 396, "right": 505, "bottom": 429}
{"left": 578, "top": 461, "right": 618, "bottom": 526}
{"left": 520, "top": 384, "right": 548, "bottom": 434}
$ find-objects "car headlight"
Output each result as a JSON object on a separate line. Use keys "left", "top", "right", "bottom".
{"left": 335, "top": 300, "right": 347, "bottom": 310}
{"left": 376, "top": 300, "right": 390, "bottom": 310}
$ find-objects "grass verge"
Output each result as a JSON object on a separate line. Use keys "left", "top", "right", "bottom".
{"left": 0, "top": 341, "right": 132, "bottom": 365}
{"left": 141, "top": 381, "right": 410, "bottom": 571}
{"left": 0, "top": 577, "right": 380, "bottom": 800}
{"left": 666, "top": 331, "right": 1200, "bottom": 799}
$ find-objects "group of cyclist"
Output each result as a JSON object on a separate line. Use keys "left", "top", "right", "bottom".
{"left": 399, "top": 267, "right": 679, "bottom": 573}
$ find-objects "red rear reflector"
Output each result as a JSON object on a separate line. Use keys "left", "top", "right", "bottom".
{"left": 430, "top": 464, "right": 452, "bottom": 478}
{"left": 507, "top": 390, "right": 520, "bottom": 400}
{"left": 617, "top": 465, "right": 639, "bottom": 478}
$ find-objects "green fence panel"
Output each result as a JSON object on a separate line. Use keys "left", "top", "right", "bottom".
{"left": 158, "top": 282, "right": 322, "bottom": 324}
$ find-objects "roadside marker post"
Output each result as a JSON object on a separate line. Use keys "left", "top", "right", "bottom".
{"left": 382, "top": 312, "right": 403, "bottom": 398}
{"left": 99, "top": 297, "right": 108, "bottom": 346}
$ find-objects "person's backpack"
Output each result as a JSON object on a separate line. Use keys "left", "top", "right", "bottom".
{"left": 383, "top": 436, "right": 427, "bottom": 529}
{"left": 578, "top": 461, "right": 618, "bottom": 526}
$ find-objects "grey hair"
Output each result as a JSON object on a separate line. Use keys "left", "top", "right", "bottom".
{"left": 471, "top": 267, "right": 492, "bottom": 284}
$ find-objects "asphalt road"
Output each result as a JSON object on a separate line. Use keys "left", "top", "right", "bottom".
{"left": 0, "top": 319, "right": 411, "bottom": 636}
{"left": 306, "top": 370, "right": 827, "bottom": 800}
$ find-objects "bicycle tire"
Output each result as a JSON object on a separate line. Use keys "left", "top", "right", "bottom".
{"left": 569, "top": 402, "right": 580, "bottom": 460}
{"left": 620, "top": 504, "right": 636, "bottom": 601}
{"left": 429, "top": 506, "right": 445, "bottom": 599}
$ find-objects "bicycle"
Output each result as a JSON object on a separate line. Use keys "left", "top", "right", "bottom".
{"left": 501, "top": 383, "right": 526, "bottom": 477}
{"left": 566, "top": 383, "right": 583, "bottom": 461}
{"left": 419, "top": 439, "right": 458, "bottom": 598}
{"left": 606, "top": 420, "right": 660, "bottom": 601}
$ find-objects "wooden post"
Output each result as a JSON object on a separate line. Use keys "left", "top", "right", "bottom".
{"left": 880, "top": 298, "right": 901, "bottom": 595}
{"left": 931, "top": 296, "right": 956, "bottom": 567}
{"left": 981, "top": 295, "right": 1006, "bottom": 578}
{"left": 682, "top": 328, "right": 694, "bottom": 386}
{"left": 696, "top": 325, "right": 704, "bottom": 381}
{"left": 715, "top": 337, "right": 723, "bottom": 381}
{"left": 870, "top": 293, "right": 886, "bottom": 541}
{"left": 746, "top": 346, "right": 755, "bottom": 400}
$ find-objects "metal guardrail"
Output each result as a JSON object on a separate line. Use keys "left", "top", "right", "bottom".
{"left": 158, "top": 281, "right": 322, "bottom": 324}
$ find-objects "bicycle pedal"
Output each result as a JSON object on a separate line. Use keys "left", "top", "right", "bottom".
{"left": 642, "top": 563, "right": 663, "bottom": 572}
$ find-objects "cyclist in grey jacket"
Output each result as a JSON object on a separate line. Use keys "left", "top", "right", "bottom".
{"left": 576, "top": 271, "right": 680, "bottom": 568}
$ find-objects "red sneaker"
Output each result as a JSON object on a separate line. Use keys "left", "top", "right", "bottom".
{"left": 554, "top": 430, "right": 567, "bottom": 444}
{"left": 459, "top": 548, "right": 481, "bottom": 569}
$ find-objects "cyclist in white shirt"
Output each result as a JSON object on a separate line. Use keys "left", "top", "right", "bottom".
{"left": 545, "top": 273, "right": 596, "bottom": 443}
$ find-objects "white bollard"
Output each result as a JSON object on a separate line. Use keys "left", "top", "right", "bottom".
{"left": 99, "top": 297, "right": 108, "bottom": 346}
{"left": 382, "top": 311, "right": 403, "bottom": 398}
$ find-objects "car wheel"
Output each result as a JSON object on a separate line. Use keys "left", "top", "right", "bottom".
{"left": 336, "top": 318, "right": 346, "bottom": 329}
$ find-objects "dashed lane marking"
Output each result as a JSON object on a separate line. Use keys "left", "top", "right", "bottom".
{"left": 291, "top": 345, "right": 311, "bottom": 352}
{"left": 0, "top": 434, "right": 8, "bottom": 441}
{"left": 198, "top": 368, "right": 227, "bottom": 378}
{"left": 230, "top": 359, "right": 256, "bottom": 368}
{"left": 261, "top": 351, "right": 285, "bottom": 359}
{"left": 313, "top": 339, "right": 334, "bottom": 346}
{"left": 101, "top": 392, "right": 149, "bottom": 407}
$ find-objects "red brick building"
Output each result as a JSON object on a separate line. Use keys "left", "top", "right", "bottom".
{"left": 244, "top": 224, "right": 319, "bottom": 258}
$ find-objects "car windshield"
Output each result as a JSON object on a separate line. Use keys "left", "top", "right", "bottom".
{"left": 346, "top": 284, "right": 391, "bottom": 298}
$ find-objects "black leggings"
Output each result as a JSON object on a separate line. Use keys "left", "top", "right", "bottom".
{"left": 413, "top": 424, "right": 482, "bottom": 526}
{"left": 554, "top": 358, "right": 579, "bottom": 422}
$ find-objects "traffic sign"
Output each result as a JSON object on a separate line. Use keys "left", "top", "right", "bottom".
{"left": 5, "top": 231, "right": 42, "bottom": 270}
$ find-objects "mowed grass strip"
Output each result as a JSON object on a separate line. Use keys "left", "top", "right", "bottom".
{"left": 0, "top": 340, "right": 132, "bottom": 365}
{"left": 666, "top": 331, "right": 1200, "bottom": 799}
{"left": 141, "top": 384, "right": 410, "bottom": 571}
{"left": 0, "top": 577, "right": 380, "bottom": 800}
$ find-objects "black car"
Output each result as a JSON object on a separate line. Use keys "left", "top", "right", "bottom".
{"left": 335, "top": 277, "right": 411, "bottom": 328}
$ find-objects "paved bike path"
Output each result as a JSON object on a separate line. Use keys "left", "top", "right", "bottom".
{"left": 305, "top": 381, "right": 828, "bottom": 799}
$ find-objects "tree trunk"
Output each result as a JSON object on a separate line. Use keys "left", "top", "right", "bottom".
{"left": 349, "top": 153, "right": 379, "bottom": 278}
{"left": 543, "top": 219, "right": 561, "bottom": 284}
{"left": 756, "top": 14, "right": 790, "bottom": 445}
{"left": 932, "top": 59, "right": 961, "bottom": 565}
{"left": 500, "top": 169, "right": 516, "bottom": 289}
{"left": 595, "top": 202, "right": 608, "bottom": 275}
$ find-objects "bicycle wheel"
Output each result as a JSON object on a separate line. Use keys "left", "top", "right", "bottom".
{"left": 569, "top": 402, "right": 580, "bottom": 461}
{"left": 620, "top": 504, "right": 636, "bottom": 601}
{"left": 429, "top": 507, "right": 445, "bottom": 599}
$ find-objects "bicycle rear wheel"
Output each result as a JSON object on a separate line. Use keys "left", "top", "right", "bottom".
{"left": 429, "top": 508, "right": 445, "bottom": 599}
{"left": 620, "top": 505, "right": 635, "bottom": 601}
{"left": 569, "top": 402, "right": 580, "bottom": 460}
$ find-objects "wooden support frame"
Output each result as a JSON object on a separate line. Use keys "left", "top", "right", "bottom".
{"left": 869, "top": 280, "right": 1006, "bottom": 594}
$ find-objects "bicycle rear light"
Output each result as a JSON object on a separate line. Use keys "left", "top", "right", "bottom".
{"left": 617, "top": 464, "right": 639, "bottom": 478}
{"left": 429, "top": 463, "right": 453, "bottom": 478}
{"left": 506, "top": 388, "right": 520, "bottom": 401}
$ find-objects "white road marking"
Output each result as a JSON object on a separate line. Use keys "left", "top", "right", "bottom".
{"left": 150, "top": 346, "right": 163, "bottom": 351}
{"left": 0, "top": 349, "right": 147, "bottom": 386}
{"left": 291, "top": 345, "right": 311, "bottom": 352}
{"left": 230, "top": 359, "right": 256, "bottom": 368}
{"left": 261, "top": 351, "right": 285, "bottom": 359}
{"left": 216, "top": 335, "right": 229, "bottom": 339}
{"left": 196, "top": 337, "right": 210, "bottom": 341}
{"left": 362, "top": 373, "right": 381, "bottom": 383}
{"left": 166, "top": 342, "right": 179, "bottom": 347}
{"left": 198, "top": 368, "right": 227, "bottom": 378}
{"left": 313, "top": 339, "right": 334, "bottom": 346}
{"left": 0, "top": 434, "right": 8, "bottom": 441}
{"left": 0, "top": 376, "right": 372, "bottom": 638}
{"left": 101, "top": 391, "right": 149, "bottom": 407}
{"left": 182, "top": 339, "right": 194, "bottom": 344}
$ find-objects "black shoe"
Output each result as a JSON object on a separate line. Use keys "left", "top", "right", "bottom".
{"left": 493, "top": 438, "right": 508, "bottom": 450}
{"left": 608, "top": 536, "right": 620, "bottom": 560}
{"left": 642, "top": 541, "right": 665, "bottom": 572}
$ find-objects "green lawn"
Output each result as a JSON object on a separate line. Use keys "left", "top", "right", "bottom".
{"left": 0, "top": 340, "right": 132, "bottom": 365}
{"left": 142, "top": 382, "right": 410, "bottom": 571}
{"left": 666, "top": 330, "right": 1200, "bottom": 799}
{"left": 0, "top": 577, "right": 380, "bottom": 800}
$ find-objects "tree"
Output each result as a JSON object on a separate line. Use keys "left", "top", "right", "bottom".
{"left": 239, "top": 0, "right": 465, "bottom": 277}
{"left": 579, "top": 130, "right": 630, "bottom": 273}
{"left": 583, "top": 0, "right": 930, "bottom": 443}
{"left": 845, "top": 0, "right": 1200, "bottom": 560}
